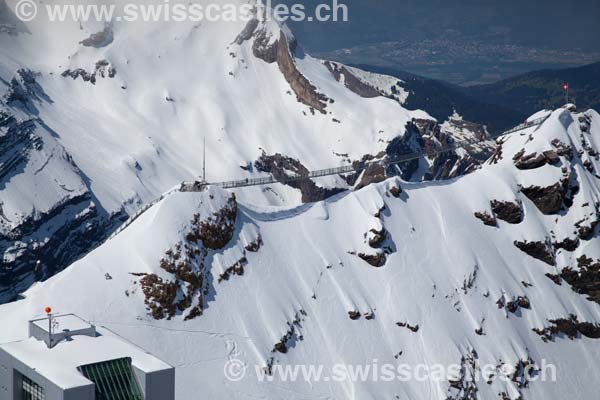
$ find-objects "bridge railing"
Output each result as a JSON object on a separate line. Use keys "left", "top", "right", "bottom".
{"left": 106, "top": 113, "right": 552, "bottom": 240}
{"left": 205, "top": 114, "right": 551, "bottom": 190}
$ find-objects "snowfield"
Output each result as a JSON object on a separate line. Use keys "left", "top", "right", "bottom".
{"left": 1, "top": 1, "right": 600, "bottom": 399}
{"left": 1, "top": 107, "right": 600, "bottom": 399}
{"left": 2, "top": 0, "right": 467, "bottom": 300}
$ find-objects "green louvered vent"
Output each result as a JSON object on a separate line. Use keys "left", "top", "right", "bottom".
{"left": 78, "top": 357, "right": 143, "bottom": 400}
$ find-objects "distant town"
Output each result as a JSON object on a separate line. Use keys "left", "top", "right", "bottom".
{"left": 317, "top": 37, "right": 600, "bottom": 85}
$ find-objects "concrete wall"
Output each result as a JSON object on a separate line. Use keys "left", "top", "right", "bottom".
{"left": 0, "top": 347, "right": 95, "bottom": 400}
{"left": 63, "top": 385, "right": 95, "bottom": 400}
{"left": 1, "top": 346, "right": 172, "bottom": 400}
{"left": 28, "top": 316, "right": 96, "bottom": 349}
{"left": 0, "top": 348, "right": 15, "bottom": 399}
{"left": 133, "top": 366, "right": 175, "bottom": 400}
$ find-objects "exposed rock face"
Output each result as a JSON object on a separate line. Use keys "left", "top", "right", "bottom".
{"left": 337, "top": 115, "right": 494, "bottom": 194}
{"left": 446, "top": 349, "right": 478, "bottom": 400}
{"left": 505, "top": 296, "right": 531, "bottom": 313}
{"left": 513, "top": 240, "right": 555, "bottom": 266}
{"left": 136, "top": 273, "right": 179, "bottom": 320}
{"left": 136, "top": 195, "right": 238, "bottom": 320}
{"left": 575, "top": 213, "right": 599, "bottom": 240}
{"left": 62, "top": 60, "right": 116, "bottom": 85}
{"left": 387, "top": 118, "right": 493, "bottom": 182}
{"left": 254, "top": 153, "right": 343, "bottom": 203}
{"left": 354, "top": 163, "right": 386, "bottom": 190}
{"left": 0, "top": 104, "right": 121, "bottom": 303}
{"left": 79, "top": 25, "right": 114, "bottom": 48}
{"left": 488, "top": 137, "right": 505, "bottom": 164}
{"left": 234, "top": 18, "right": 259, "bottom": 45}
{"left": 218, "top": 256, "right": 247, "bottom": 282}
{"left": 521, "top": 180, "right": 568, "bottom": 215}
{"left": 474, "top": 211, "right": 497, "bottom": 227}
{"left": 3, "top": 69, "right": 51, "bottom": 113}
{"left": 447, "top": 118, "right": 490, "bottom": 143}
{"left": 357, "top": 251, "right": 386, "bottom": 267}
{"left": 275, "top": 32, "right": 329, "bottom": 113}
{"left": 245, "top": 234, "right": 263, "bottom": 252}
{"left": 533, "top": 314, "right": 600, "bottom": 341}
{"left": 272, "top": 310, "right": 305, "bottom": 354}
{"left": 0, "top": 111, "right": 38, "bottom": 172}
{"left": 251, "top": 25, "right": 279, "bottom": 63}
{"left": 367, "top": 228, "right": 386, "bottom": 248}
{"left": 553, "top": 237, "right": 580, "bottom": 252}
{"left": 348, "top": 310, "right": 361, "bottom": 320}
{"left": 252, "top": 28, "right": 328, "bottom": 113}
{"left": 550, "top": 139, "right": 573, "bottom": 159}
{"left": 559, "top": 255, "right": 600, "bottom": 304}
{"left": 389, "top": 185, "right": 402, "bottom": 198}
{"left": 323, "top": 61, "right": 380, "bottom": 98}
{"left": 490, "top": 200, "right": 523, "bottom": 224}
{"left": 396, "top": 321, "right": 419, "bottom": 332}
{"left": 194, "top": 194, "right": 238, "bottom": 250}
{"left": 136, "top": 239, "right": 209, "bottom": 321}
{"left": 447, "top": 350, "right": 541, "bottom": 399}
{"left": 513, "top": 150, "right": 559, "bottom": 170}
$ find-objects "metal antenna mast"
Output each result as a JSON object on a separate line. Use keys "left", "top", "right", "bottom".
{"left": 202, "top": 136, "right": 206, "bottom": 182}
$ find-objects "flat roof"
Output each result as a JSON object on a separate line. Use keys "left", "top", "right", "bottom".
{"left": 0, "top": 327, "right": 172, "bottom": 389}
{"left": 31, "top": 314, "right": 91, "bottom": 333}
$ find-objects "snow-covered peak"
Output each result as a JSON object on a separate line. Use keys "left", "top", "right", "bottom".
{"left": 0, "top": 0, "right": 441, "bottom": 299}
{"left": 2, "top": 108, "right": 600, "bottom": 399}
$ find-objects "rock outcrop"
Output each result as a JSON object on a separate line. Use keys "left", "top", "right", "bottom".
{"left": 521, "top": 180, "right": 568, "bottom": 215}
{"left": 193, "top": 194, "right": 237, "bottom": 250}
{"left": 559, "top": 255, "right": 600, "bottom": 304}
{"left": 254, "top": 153, "right": 343, "bottom": 203}
{"left": 513, "top": 150, "right": 559, "bottom": 170}
{"left": 533, "top": 314, "right": 600, "bottom": 341}
{"left": 513, "top": 239, "right": 555, "bottom": 266}
{"left": 252, "top": 27, "right": 328, "bottom": 113}
{"left": 386, "top": 117, "right": 494, "bottom": 182}
{"left": 62, "top": 60, "right": 116, "bottom": 85}
{"left": 357, "top": 251, "right": 386, "bottom": 267}
{"left": 474, "top": 211, "right": 497, "bottom": 227}
{"left": 324, "top": 61, "right": 380, "bottom": 98}
{"left": 79, "top": 25, "right": 114, "bottom": 48}
{"left": 135, "top": 194, "right": 238, "bottom": 320}
{"left": 490, "top": 200, "right": 523, "bottom": 224}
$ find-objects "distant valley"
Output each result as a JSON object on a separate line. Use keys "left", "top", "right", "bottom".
{"left": 353, "top": 61, "right": 600, "bottom": 132}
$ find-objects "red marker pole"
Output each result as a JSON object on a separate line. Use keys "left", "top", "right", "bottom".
{"left": 563, "top": 83, "right": 569, "bottom": 104}
{"left": 45, "top": 306, "right": 52, "bottom": 347}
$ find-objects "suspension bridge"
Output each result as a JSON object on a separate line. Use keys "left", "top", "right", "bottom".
{"left": 107, "top": 114, "right": 550, "bottom": 240}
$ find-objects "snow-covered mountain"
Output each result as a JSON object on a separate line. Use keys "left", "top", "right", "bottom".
{"left": 2, "top": 1, "right": 599, "bottom": 399}
{"left": 1, "top": 107, "right": 599, "bottom": 400}
{"left": 0, "top": 0, "right": 493, "bottom": 301}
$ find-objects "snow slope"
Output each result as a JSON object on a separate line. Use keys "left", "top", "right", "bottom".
{"left": 0, "top": 0, "right": 498, "bottom": 299}
{"left": 0, "top": 0, "right": 427, "bottom": 212}
{"left": 1, "top": 108, "right": 599, "bottom": 399}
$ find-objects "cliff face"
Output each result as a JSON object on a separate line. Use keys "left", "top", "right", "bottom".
{"left": 251, "top": 24, "right": 329, "bottom": 113}
{"left": 0, "top": 73, "right": 122, "bottom": 302}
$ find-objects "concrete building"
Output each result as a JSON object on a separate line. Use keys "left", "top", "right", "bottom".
{"left": 0, "top": 314, "right": 174, "bottom": 400}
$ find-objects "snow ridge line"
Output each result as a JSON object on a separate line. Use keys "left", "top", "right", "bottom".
{"left": 106, "top": 186, "right": 180, "bottom": 241}
{"left": 105, "top": 115, "right": 549, "bottom": 242}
